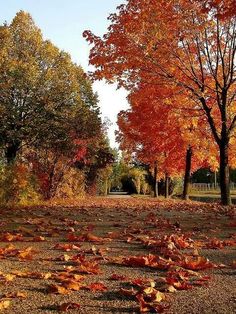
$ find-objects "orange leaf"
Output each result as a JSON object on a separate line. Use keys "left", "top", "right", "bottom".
{"left": 0, "top": 233, "right": 23, "bottom": 242}
{"left": 54, "top": 243, "right": 80, "bottom": 251}
{"left": 181, "top": 256, "right": 215, "bottom": 270}
{"left": 87, "top": 282, "right": 107, "bottom": 292}
{"left": 17, "top": 247, "right": 35, "bottom": 260}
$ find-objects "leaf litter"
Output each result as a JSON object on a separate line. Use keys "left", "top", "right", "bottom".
{"left": 0, "top": 198, "right": 235, "bottom": 313}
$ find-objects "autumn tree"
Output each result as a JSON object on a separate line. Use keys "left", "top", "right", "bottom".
{"left": 0, "top": 11, "right": 100, "bottom": 164}
{"left": 84, "top": 0, "right": 236, "bottom": 205}
{"left": 116, "top": 80, "right": 215, "bottom": 199}
{"left": 74, "top": 134, "right": 114, "bottom": 195}
{"left": 0, "top": 11, "right": 110, "bottom": 201}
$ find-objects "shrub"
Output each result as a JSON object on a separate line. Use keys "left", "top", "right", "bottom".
{"left": 0, "top": 163, "right": 41, "bottom": 205}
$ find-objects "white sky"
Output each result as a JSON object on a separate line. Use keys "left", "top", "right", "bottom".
{"left": 0, "top": 0, "right": 130, "bottom": 147}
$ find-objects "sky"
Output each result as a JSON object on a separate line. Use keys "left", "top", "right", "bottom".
{"left": 0, "top": 0, "right": 129, "bottom": 147}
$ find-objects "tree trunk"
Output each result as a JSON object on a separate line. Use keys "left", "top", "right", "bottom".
{"left": 165, "top": 174, "right": 169, "bottom": 198}
{"left": 214, "top": 171, "right": 217, "bottom": 189}
{"left": 153, "top": 162, "right": 158, "bottom": 198}
{"left": 219, "top": 143, "right": 231, "bottom": 205}
{"left": 104, "top": 178, "right": 108, "bottom": 196}
{"left": 45, "top": 167, "right": 55, "bottom": 200}
{"left": 183, "top": 147, "right": 192, "bottom": 200}
{"left": 136, "top": 177, "right": 141, "bottom": 194}
{"left": 5, "top": 141, "right": 20, "bottom": 164}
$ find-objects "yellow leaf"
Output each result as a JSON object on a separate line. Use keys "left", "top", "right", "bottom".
{"left": 167, "top": 285, "right": 176, "bottom": 293}
{"left": 0, "top": 299, "right": 10, "bottom": 310}
{"left": 153, "top": 291, "right": 165, "bottom": 303}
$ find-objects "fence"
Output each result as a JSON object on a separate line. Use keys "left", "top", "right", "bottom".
{"left": 190, "top": 183, "right": 236, "bottom": 191}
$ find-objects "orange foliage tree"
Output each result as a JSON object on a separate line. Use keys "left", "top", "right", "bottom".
{"left": 84, "top": 0, "right": 236, "bottom": 205}
{"left": 117, "top": 82, "right": 216, "bottom": 199}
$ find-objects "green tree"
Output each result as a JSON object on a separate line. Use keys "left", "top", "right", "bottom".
{"left": 0, "top": 11, "right": 100, "bottom": 163}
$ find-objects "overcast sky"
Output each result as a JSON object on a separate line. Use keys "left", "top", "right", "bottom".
{"left": 0, "top": 0, "right": 129, "bottom": 147}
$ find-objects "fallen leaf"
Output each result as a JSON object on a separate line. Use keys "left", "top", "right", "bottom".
{"left": 136, "top": 293, "right": 168, "bottom": 313}
{"left": 54, "top": 243, "right": 80, "bottom": 251}
{"left": 33, "top": 236, "right": 46, "bottom": 242}
{"left": 110, "top": 274, "right": 127, "bottom": 281}
{"left": 0, "top": 274, "right": 16, "bottom": 282}
{"left": 87, "top": 282, "right": 107, "bottom": 292}
{"left": 47, "top": 284, "right": 68, "bottom": 295}
{"left": 17, "top": 247, "right": 35, "bottom": 260}
{"left": 59, "top": 302, "right": 80, "bottom": 312}
{"left": 61, "top": 280, "right": 82, "bottom": 291}
{"left": 119, "top": 287, "right": 137, "bottom": 297}
{"left": 181, "top": 256, "right": 215, "bottom": 270}
{"left": 0, "top": 299, "right": 10, "bottom": 310}
{"left": 2, "top": 291, "right": 27, "bottom": 298}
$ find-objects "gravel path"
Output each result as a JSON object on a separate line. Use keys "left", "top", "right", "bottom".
{"left": 0, "top": 198, "right": 235, "bottom": 313}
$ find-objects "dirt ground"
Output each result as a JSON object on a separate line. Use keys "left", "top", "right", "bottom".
{"left": 0, "top": 198, "right": 235, "bottom": 313}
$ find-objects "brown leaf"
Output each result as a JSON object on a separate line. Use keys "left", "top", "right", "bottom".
{"left": 59, "top": 302, "right": 80, "bottom": 312}
{"left": 136, "top": 294, "right": 168, "bottom": 313}
{"left": 47, "top": 284, "right": 69, "bottom": 295}
{"left": 78, "top": 261, "right": 101, "bottom": 274}
{"left": 57, "top": 254, "right": 71, "bottom": 262}
{"left": 33, "top": 236, "right": 46, "bottom": 242}
{"left": 110, "top": 273, "right": 127, "bottom": 281}
{"left": 2, "top": 291, "right": 27, "bottom": 298}
{"left": 119, "top": 288, "right": 137, "bottom": 297}
{"left": 61, "top": 280, "right": 82, "bottom": 291}
{"left": 67, "top": 233, "right": 80, "bottom": 242}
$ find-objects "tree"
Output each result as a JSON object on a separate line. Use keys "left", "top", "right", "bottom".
{"left": 116, "top": 81, "right": 213, "bottom": 199}
{"left": 129, "top": 167, "right": 147, "bottom": 194}
{"left": 84, "top": 0, "right": 236, "bottom": 205}
{"left": 0, "top": 11, "right": 110, "bottom": 202}
{"left": 98, "top": 165, "right": 113, "bottom": 195}
{"left": 0, "top": 11, "right": 100, "bottom": 164}
{"left": 75, "top": 134, "right": 114, "bottom": 195}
